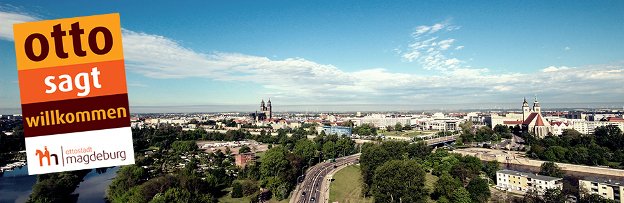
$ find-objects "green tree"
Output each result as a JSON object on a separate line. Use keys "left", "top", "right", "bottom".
{"left": 520, "top": 189, "right": 543, "bottom": 203}
{"left": 171, "top": 141, "right": 198, "bottom": 153}
{"left": 335, "top": 137, "right": 355, "bottom": 157}
{"left": 579, "top": 193, "right": 617, "bottom": 203}
{"left": 260, "top": 146, "right": 291, "bottom": 178}
{"left": 595, "top": 125, "right": 624, "bottom": 150}
{"left": 561, "top": 129, "right": 582, "bottom": 139}
{"left": 264, "top": 176, "right": 290, "bottom": 200}
{"left": 542, "top": 188, "right": 566, "bottom": 203}
{"left": 159, "top": 187, "right": 192, "bottom": 203}
{"left": 406, "top": 141, "right": 432, "bottom": 160}
{"left": 108, "top": 165, "right": 147, "bottom": 201}
{"left": 543, "top": 146, "right": 568, "bottom": 162}
{"left": 437, "top": 197, "right": 450, "bottom": 203}
{"left": 239, "top": 179, "right": 259, "bottom": 196}
{"left": 293, "top": 138, "right": 316, "bottom": 163}
{"left": 231, "top": 181, "right": 243, "bottom": 198}
{"left": 371, "top": 160, "right": 428, "bottom": 203}
{"left": 494, "top": 124, "right": 512, "bottom": 139}
{"left": 449, "top": 187, "right": 472, "bottom": 203}
{"left": 494, "top": 124, "right": 511, "bottom": 134}
{"left": 451, "top": 155, "right": 483, "bottom": 184}
{"left": 539, "top": 162, "right": 564, "bottom": 178}
{"left": 433, "top": 173, "right": 462, "bottom": 200}
{"left": 322, "top": 141, "right": 336, "bottom": 159}
{"left": 353, "top": 123, "right": 377, "bottom": 136}
{"left": 28, "top": 170, "right": 91, "bottom": 203}
{"left": 239, "top": 145, "right": 251, "bottom": 154}
{"left": 467, "top": 177, "right": 491, "bottom": 203}
{"left": 483, "top": 160, "right": 500, "bottom": 183}
{"left": 459, "top": 121, "right": 475, "bottom": 138}
{"left": 395, "top": 122, "right": 403, "bottom": 132}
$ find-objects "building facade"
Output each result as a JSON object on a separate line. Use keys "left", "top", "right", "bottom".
{"left": 579, "top": 178, "right": 624, "bottom": 202}
{"left": 235, "top": 152, "right": 256, "bottom": 168}
{"left": 496, "top": 169, "right": 563, "bottom": 194}
{"left": 318, "top": 126, "right": 352, "bottom": 136}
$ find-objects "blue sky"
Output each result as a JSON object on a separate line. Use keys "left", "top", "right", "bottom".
{"left": 1, "top": 1, "right": 623, "bottom": 112}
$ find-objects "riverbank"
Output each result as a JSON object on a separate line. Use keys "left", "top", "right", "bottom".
{"left": 0, "top": 164, "right": 118, "bottom": 203}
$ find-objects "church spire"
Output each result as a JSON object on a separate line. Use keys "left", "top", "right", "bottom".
{"left": 523, "top": 97, "right": 529, "bottom": 107}
{"left": 533, "top": 96, "right": 540, "bottom": 107}
{"left": 533, "top": 95, "right": 541, "bottom": 113}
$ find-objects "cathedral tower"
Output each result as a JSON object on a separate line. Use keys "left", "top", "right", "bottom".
{"left": 533, "top": 96, "right": 541, "bottom": 113}
{"left": 522, "top": 97, "right": 530, "bottom": 121}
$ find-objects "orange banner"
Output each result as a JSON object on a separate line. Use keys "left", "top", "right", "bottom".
{"left": 17, "top": 60, "right": 127, "bottom": 104}
{"left": 14, "top": 13, "right": 123, "bottom": 71}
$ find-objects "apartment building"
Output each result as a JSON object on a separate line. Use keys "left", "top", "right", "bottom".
{"left": 579, "top": 178, "right": 624, "bottom": 202}
{"left": 496, "top": 169, "right": 563, "bottom": 194}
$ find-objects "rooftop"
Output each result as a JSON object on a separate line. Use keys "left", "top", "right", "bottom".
{"left": 497, "top": 169, "right": 562, "bottom": 182}
{"left": 581, "top": 177, "right": 624, "bottom": 186}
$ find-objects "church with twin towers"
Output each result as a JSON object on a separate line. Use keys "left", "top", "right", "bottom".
{"left": 251, "top": 99, "right": 272, "bottom": 121}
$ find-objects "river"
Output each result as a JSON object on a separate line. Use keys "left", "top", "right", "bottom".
{"left": 0, "top": 165, "right": 119, "bottom": 203}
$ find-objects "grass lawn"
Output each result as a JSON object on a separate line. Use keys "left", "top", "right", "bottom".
{"left": 424, "top": 173, "right": 438, "bottom": 192}
{"left": 329, "top": 165, "right": 374, "bottom": 203}
{"left": 255, "top": 151, "right": 266, "bottom": 158}
{"left": 217, "top": 187, "right": 289, "bottom": 203}
{"left": 424, "top": 173, "right": 439, "bottom": 203}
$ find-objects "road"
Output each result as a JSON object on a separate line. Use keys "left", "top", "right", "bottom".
{"left": 291, "top": 153, "right": 360, "bottom": 203}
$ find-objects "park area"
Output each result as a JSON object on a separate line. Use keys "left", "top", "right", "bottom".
{"left": 217, "top": 187, "right": 289, "bottom": 203}
{"left": 329, "top": 165, "right": 374, "bottom": 203}
{"left": 329, "top": 165, "right": 439, "bottom": 203}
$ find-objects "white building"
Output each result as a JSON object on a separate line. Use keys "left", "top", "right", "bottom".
{"left": 496, "top": 169, "right": 563, "bottom": 194}
{"left": 353, "top": 114, "right": 411, "bottom": 128}
{"left": 579, "top": 178, "right": 624, "bottom": 202}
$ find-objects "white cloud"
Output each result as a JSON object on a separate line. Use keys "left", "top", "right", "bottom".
{"left": 542, "top": 66, "right": 572, "bottom": 72}
{"left": 2, "top": 10, "right": 621, "bottom": 104}
{"left": 564, "top": 46, "right": 571, "bottom": 51}
{"left": 414, "top": 25, "right": 431, "bottom": 35}
{"left": 493, "top": 85, "right": 512, "bottom": 92}
{"left": 438, "top": 39, "right": 455, "bottom": 50}
{"left": 401, "top": 21, "right": 463, "bottom": 71}
{"left": 128, "top": 82, "right": 148, "bottom": 88}
{"left": 0, "top": 10, "right": 39, "bottom": 41}
{"left": 121, "top": 28, "right": 624, "bottom": 103}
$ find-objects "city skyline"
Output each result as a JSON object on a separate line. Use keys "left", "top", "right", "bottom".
{"left": 1, "top": 1, "right": 623, "bottom": 112}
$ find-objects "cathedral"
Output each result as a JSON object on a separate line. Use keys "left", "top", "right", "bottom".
{"left": 521, "top": 97, "right": 553, "bottom": 138}
{"left": 251, "top": 99, "right": 272, "bottom": 121}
